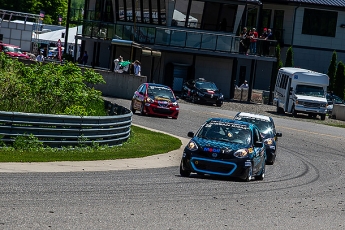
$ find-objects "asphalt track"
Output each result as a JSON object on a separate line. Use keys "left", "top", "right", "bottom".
{"left": 1, "top": 99, "right": 345, "bottom": 230}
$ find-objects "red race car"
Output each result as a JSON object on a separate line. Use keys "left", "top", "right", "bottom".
{"left": 130, "top": 83, "right": 179, "bottom": 119}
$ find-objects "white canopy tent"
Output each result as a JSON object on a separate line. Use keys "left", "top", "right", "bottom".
{"left": 33, "top": 26, "right": 82, "bottom": 45}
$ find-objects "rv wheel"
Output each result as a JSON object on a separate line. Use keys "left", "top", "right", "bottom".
{"left": 291, "top": 105, "right": 297, "bottom": 117}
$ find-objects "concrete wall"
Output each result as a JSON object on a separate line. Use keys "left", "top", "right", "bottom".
{"left": 93, "top": 70, "right": 147, "bottom": 100}
{"left": 332, "top": 104, "right": 345, "bottom": 121}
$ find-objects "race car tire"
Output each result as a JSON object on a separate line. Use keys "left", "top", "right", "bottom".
{"left": 216, "top": 101, "right": 222, "bottom": 107}
{"left": 244, "top": 164, "right": 253, "bottom": 182}
{"left": 320, "top": 114, "right": 326, "bottom": 120}
{"left": 180, "top": 160, "right": 191, "bottom": 177}
{"left": 140, "top": 103, "right": 146, "bottom": 116}
{"left": 130, "top": 102, "right": 136, "bottom": 114}
{"left": 255, "top": 162, "right": 265, "bottom": 181}
{"left": 291, "top": 105, "right": 297, "bottom": 117}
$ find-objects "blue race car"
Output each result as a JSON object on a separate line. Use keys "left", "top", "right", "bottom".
{"left": 234, "top": 112, "right": 282, "bottom": 165}
{"left": 180, "top": 118, "right": 266, "bottom": 182}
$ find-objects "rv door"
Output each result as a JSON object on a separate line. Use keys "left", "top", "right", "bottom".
{"left": 285, "top": 78, "right": 292, "bottom": 112}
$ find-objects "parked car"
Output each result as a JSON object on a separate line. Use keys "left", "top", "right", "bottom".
{"left": 181, "top": 78, "right": 224, "bottom": 106}
{"left": 130, "top": 83, "right": 180, "bottom": 119}
{"left": 234, "top": 112, "right": 282, "bottom": 165}
{"left": 0, "top": 42, "right": 30, "bottom": 59}
{"left": 326, "top": 93, "right": 345, "bottom": 115}
{"left": 180, "top": 117, "right": 266, "bottom": 182}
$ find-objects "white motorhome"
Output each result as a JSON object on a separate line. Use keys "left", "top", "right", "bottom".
{"left": 273, "top": 67, "right": 329, "bottom": 120}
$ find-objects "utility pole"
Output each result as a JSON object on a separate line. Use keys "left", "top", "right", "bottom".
{"left": 64, "top": 0, "right": 72, "bottom": 55}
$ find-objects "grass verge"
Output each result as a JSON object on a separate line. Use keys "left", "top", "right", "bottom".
{"left": 0, "top": 125, "right": 182, "bottom": 163}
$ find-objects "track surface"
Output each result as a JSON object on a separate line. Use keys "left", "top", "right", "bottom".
{"left": 1, "top": 99, "right": 344, "bottom": 230}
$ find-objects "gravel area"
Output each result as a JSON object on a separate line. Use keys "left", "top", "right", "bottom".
{"left": 178, "top": 97, "right": 345, "bottom": 128}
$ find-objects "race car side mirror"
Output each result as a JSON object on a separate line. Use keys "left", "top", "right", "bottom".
{"left": 254, "top": 141, "right": 263, "bottom": 148}
{"left": 187, "top": 131, "right": 194, "bottom": 138}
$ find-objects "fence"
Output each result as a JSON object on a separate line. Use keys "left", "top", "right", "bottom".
{"left": 0, "top": 101, "right": 132, "bottom": 148}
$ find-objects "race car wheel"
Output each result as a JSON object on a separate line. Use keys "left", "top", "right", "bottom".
{"left": 130, "top": 102, "right": 136, "bottom": 114}
{"left": 244, "top": 164, "right": 253, "bottom": 182}
{"left": 291, "top": 105, "right": 297, "bottom": 117}
{"left": 255, "top": 162, "right": 265, "bottom": 181}
{"left": 180, "top": 160, "right": 191, "bottom": 177}
{"left": 140, "top": 103, "right": 146, "bottom": 116}
{"left": 191, "top": 95, "right": 197, "bottom": 104}
{"left": 320, "top": 114, "right": 326, "bottom": 120}
{"left": 216, "top": 101, "right": 222, "bottom": 107}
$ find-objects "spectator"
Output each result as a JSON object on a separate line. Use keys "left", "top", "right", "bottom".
{"left": 36, "top": 52, "right": 44, "bottom": 62}
{"left": 265, "top": 29, "right": 274, "bottom": 56}
{"left": 239, "top": 27, "right": 249, "bottom": 55}
{"left": 249, "top": 28, "right": 258, "bottom": 55}
{"left": 259, "top": 28, "right": 268, "bottom": 56}
{"left": 240, "top": 80, "right": 249, "bottom": 88}
{"left": 82, "top": 51, "right": 88, "bottom": 65}
{"left": 133, "top": 60, "right": 141, "bottom": 76}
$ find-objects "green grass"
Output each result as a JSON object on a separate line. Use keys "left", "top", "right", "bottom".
{"left": 0, "top": 125, "right": 182, "bottom": 163}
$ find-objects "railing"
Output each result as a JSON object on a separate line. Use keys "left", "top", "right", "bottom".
{"left": 155, "top": 27, "right": 278, "bottom": 56}
{"left": 75, "top": 17, "right": 278, "bottom": 57}
{"left": 0, "top": 101, "right": 132, "bottom": 148}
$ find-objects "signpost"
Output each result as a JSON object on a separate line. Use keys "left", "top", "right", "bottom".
{"left": 57, "top": 39, "right": 62, "bottom": 62}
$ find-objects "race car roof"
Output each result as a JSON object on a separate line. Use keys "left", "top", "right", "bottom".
{"left": 236, "top": 112, "right": 271, "bottom": 122}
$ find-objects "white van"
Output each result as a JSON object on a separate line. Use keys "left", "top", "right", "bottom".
{"left": 273, "top": 67, "right": 329, "bottom": 120}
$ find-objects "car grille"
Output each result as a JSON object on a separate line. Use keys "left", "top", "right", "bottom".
{"left": 157, "top": 101, "right": 169, "bottom": 108}
{"left": 191, "top": 158, "right": 236, "bottom": 174}
{"left": 302, "top": 102, "right": 323, "bottom": 108}
{"left": 152, "top": 107, "right": 174, "bottom": 115}
{"left": 203, "top": 94, "right": 218, "bottom": 100}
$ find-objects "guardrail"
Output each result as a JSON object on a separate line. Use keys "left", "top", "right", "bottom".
{"left": 0, "top": 101, "right": 132, "bottom": 148}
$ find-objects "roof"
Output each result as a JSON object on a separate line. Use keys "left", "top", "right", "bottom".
{"left": 32, "top": 26, "right": 82, "bottom": 45}
{"left": 263, "top": 0, "right": 345, "bottom": 7}
{"left": 236, "top": 112, "right": 271, "bottom": 122}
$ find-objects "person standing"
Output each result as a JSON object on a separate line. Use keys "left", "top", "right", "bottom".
{"left": 133, "top": 60, "right": 141, "bottom": 76}
{"left": 249, "top": 28, "right": 258, "bottom": 55}
{"left": 239, "top": 27, "right": 249, "bottom": 55}
{"left": 240, "top": 80, "right": 249, "bottom": 88}
{"left": 82, "top": 51, "right": 88, "bottom": 65}
{"left": 36, "top": 52, "right": 44, "bottom": 63}
{"left": 259, "top": 28, "right": 268, "bottom": 56}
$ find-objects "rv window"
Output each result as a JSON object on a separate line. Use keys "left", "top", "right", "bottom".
{"left": 295, "top": 85, "right": 325, "bottom": 97}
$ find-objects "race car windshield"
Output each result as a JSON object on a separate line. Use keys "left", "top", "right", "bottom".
{"left": 148, "top": 86, "right": 175, "bottom": 100}
{"left": 197, "top": 124, "right": 251, "bottom": 145}
{"left": 295, "top": 85, "right": 325, "bottom": 98}
{"left": 236, "top": 117, "right": 274, "bottom": 137}
{"left": 196, "top": 82, "right": 218, "bottom": 91}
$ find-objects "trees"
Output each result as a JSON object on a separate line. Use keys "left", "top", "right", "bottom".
{"left": 327, "top": 51, "right": 337, "bottom": 92}
{"left": 333, "top": 61, "right": 345, "bottom": 100}
{"left": 0, "top": 0, "right": 68, "bottom": 25}
{"left": 285, "top": 46, "right": 294, "bottom": 67}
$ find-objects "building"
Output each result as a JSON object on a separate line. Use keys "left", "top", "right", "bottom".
{"left": 69, "top": 0, "right": 345, "bottom": 100}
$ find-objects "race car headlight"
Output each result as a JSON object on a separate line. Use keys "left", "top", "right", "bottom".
{"left": 234, "top": 149, "right": 248, "bottom": 158}
{"left": 186, "top": 140, "right": 198, "bottom": 151}
{"left": 146, "top": 97, "right": 154, "bottom": 103}
{"left": 219, "top": 94, "right": 224, "bottom": 99}
{"left": 172, "top": 101, "right": 178, "bottom": 106}
{"left": 264, "top": 138, "right": 273, "bottom": 145}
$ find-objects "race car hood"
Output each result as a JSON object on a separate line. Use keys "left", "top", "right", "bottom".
{"left": 295, "top": 94, "right": 327, "bottom": 103}
{"left": 193, "top": 136, "right": 248, "bottom": 153}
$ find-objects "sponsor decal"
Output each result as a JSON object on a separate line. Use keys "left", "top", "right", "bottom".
{"left": 212, "top": 153, "right": 218, "bottom": 158}
{"left": 248, "top": 148, "right": 254, "bottom": 153}
{"left": 203, "top": 147, "right": 221, "bottom": 153}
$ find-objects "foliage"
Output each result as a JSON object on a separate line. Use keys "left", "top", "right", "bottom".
{"left": 0, "top": 53, "right": 106, "bottom": 116}
{"left": 327, "top": 51, "right": 337, "bottom": 92}
{"left": 0, "top": 126, "right": 182, "bottom": 162}
{"left": 276, "top": 44, "right": 284, "bottom": 70}
{"left": 0, "top": 0, "right": 68, "bottom": 25}
{"left": 13, "top": 134, "right": 44, "bottom": 151}
{"left": 285, "top": 46, "right": 294, "bottom": 67}
{"left": 334, "top": 61, "right": 345, "bottom": 100}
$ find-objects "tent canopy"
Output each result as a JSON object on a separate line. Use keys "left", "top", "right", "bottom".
{"left": 33, "top": 26, "right": 82, "bottom": 45}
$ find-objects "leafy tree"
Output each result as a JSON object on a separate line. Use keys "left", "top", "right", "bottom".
{"left": 327, "top": 51, "right": 337, "bottom": 92}
{"left": 0, "top": 0, "right": 68, "bottom": 25}
{"left": 333, "top": 61, "right": 345, "bottom": 100}
{"left": 285, "top": 46, "right": 294, "bottom": 67}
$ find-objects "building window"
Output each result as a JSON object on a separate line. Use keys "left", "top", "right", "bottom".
{"left": 302, "top": 9, "right": 337, "bottom": 37}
